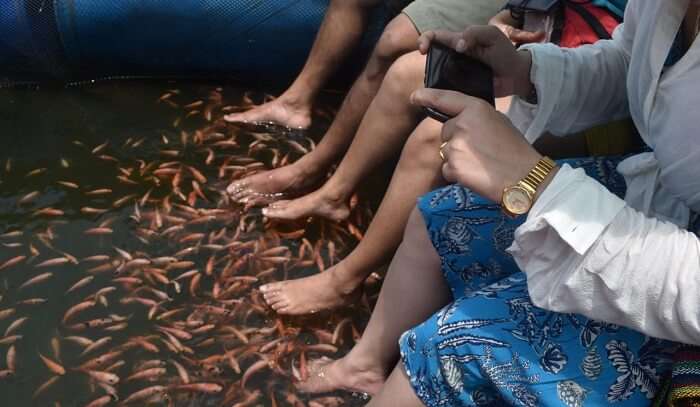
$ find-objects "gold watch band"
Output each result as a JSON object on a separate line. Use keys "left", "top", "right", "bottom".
{"left": 519, "top": 156, "right": 556, "bottom": 194}
{"left": 501, "top": 156, "right": 557, "bottom": 217}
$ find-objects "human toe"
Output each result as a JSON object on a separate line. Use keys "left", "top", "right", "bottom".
{"left": 224, "top": 112, "right": 248, "bottom": 123}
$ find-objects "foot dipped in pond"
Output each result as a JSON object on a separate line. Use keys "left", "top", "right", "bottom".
{"left": 260, "top": 265, "right": 361, "bottom": 315}
{"left": 224, "top": 97, "right": 312, "bottom": 130}
{"left": 227, "top": 161, "right": 322, "bottom": 207}
{"left": 296, "top": 356, "right": 386, "bottom": 396}
{"left": 262, "top": 187, "right": 350, "bottom": 222}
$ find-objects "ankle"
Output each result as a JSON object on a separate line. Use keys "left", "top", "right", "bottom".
{"left": 293, "top": 155, "right": 330, "bottom": 178}
{"left": 340, "top": 351, "right": 388, "bottom": 379}
{"left": 277, "top": 92, "right": 313, "bottom": 111}
{"left": 320, "top": 183, "right": 353, "bottom": 205}
{"left": 329, "top": 262, "right": 365, "bottom": 291}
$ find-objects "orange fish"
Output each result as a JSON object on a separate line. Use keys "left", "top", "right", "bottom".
{"left": 0, "top": 335, "right": 21, "bottom": 345}
{"left": 81, "top": 207, "right": 109, "bottom": 215}
{"left": 62, "top": 300, "right": 95, "bottom": 324}
{"left": 25, "top": 167, "right": 47, "bottom": 177}
{"left": 63, "top": 336, "right": 95, "bottom": 347}
{"left": 32, "top": 375, "right": 60, "bottom": 399}
{"left": 122, "top": 385, "right": 166, "bottom": 404}
{"left": 113, "top": 194, "right": 137, "bottom": 208}
{"left": 84, "top": 395, "right": 115, "bottom": 407}
{"left": 79, "top": 337, "right": 112, "bottom": 357}
{"left": 18, "top": 191, "right": 39, "bottom": 205}
{"left": 78, "top": 351, "right": 122, "bottom": 371}
{"left": 19, "top": 272, "right": 53, "bottom": 289}
{"left": 4, "top": 317, "right": 28, "bottom": 337}
{"left": 57, "top": 181, "right": 80, "bottom": 189}
{"left": 38, "top": 353, "right": 65, "bottom": 375}
{"left": 173, "top": 383, "right": 223, "bottom": 394}
{"left": 80, "top": 369, "right": 120, "bottom": 385}
{"left": 32, "top": 208, "right": 64, "bottom": 217}
{"left": 241, "top": 359, "right": 271, "bottom": 388}
{"left": 91, "top": 141, "right": 109, "bottom": 154}
{"left": 0, "top": 255, "right": 26, "bottom": 272}
{"left": 84, "top": 228, "right": 113, "bottom": 236}
{"left": 6, "top": 345, "right": 16, "bottom": 371}
{"left": 85, "top": 188, "right": 112, "bottom": 196}
{"left": 35, "top": 257, "right": 69, "bottom": 268}
{"left": 82, "top": 255, "right": 110, "bottom": 263}
{"left": 16, "top": 298, "right": 47, "bottom": 306}
{"left": 125, "top": 367, "right": 166, "bottom": 382}
{"left": 0, "top": 231, "right": 22, "bottom": 239}
{"left": 170, "top": 359, "right": 190, "bottom": 384}
{"left": 65, "top": 276, "right": 94, "bottom": 294}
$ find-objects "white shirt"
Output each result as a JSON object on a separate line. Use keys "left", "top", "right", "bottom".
{"left": 506, "top": 0, "right": 700, "bottom": 345}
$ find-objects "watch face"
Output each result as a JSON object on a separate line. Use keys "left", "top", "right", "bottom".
{"left": 503, "top": 187, "right": 532, "bottom": 215}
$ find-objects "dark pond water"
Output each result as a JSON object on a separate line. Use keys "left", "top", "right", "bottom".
{"left": 0, "top": 81, "right": 378, "bottom": 407}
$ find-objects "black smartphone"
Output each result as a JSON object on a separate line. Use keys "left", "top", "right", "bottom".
{"left": 423, "top": 43, "right": 495, "bottom": 122}
{"left": 506, "top": 0, "right": 559, "bottom": 13}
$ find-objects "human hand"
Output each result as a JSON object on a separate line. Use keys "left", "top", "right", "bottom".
{"left": 412, "top": 88, "right": 547, "bottom": 203}
{"left": 418, "top": 25, "right": 533, "bottom": 98}
{"left": 489, "top": 10, "right": 546, "bottom": 45}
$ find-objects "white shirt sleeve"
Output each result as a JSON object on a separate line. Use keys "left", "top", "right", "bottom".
{"left": 509, "top": 165, "right": 700, "bottom": 345}
{"left": 508, "top": 24, "right": 633, "bottom": 143}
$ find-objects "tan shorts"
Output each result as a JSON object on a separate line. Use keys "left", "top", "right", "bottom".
{"left": 403, "top": 0, "right": 507, "bottom": 33}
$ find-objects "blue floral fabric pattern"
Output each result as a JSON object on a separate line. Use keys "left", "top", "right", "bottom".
{"left": 399, "top": 156, "right": 687, "bottom": 407}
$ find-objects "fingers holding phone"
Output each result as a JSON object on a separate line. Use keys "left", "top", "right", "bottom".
{"left": 489, "top": 10, "right": 546, "bottom": 45}
{"left": 423, "top": 43, "right": 494, "bottom": 122}
{"left": 419, "top": 25, "right": 534, "bottom": 98}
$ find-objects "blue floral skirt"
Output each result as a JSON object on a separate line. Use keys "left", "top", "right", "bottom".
{"left": 399, "top": 157, "right": 680, "bottom": 407}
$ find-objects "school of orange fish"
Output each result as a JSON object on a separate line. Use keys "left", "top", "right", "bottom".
{"left": 0, "top": 88, "right": 377, "bottom": 406}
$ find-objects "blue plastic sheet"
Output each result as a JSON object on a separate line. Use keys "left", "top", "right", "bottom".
{"left": 1, "top": 0, "right": 384, "bottom": 83}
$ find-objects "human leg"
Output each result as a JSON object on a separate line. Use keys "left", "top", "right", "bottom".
{"left": 365, "top": 364, "right": 425, "bottom": 407}
{"left": 261, "top": 118, "right": 445, "bottom": 314}
{"left": 396, "top": 156, "right": 675, "bottom": 407}
{"left": 227, "top": 13, "right": 420, "bottom": 205}
{"left": 293, "top": 207, "right": 451, "bottom": 394}
{"left": 224, "top": 0, "right": 382, "bottom": 130}
{"left": 294, "top": 156, "right": 673, "bottom": 404}
{"left": 262, "top": 51, "right": 427, "bottom": 221}
{"left": 400, "top": 272, "right": 677, "bottom": 406}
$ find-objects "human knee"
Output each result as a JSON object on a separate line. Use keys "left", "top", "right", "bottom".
{"left": 403, "top": 120, "right": 443, "bottom": 165}
{"left": 405, "top": 207, "right": 428, "bottom": 240}
{"left": 373, "top": 14, "right": 419, "bottom": 68}
{"left": 383, "top": 52, "right": 426, "bottom": 94}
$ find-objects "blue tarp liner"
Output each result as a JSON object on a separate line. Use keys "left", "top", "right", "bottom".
{"left": 0, "top": 0, "right": 384, "bottom": 83}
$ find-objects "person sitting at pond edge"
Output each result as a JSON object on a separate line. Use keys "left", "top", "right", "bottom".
{"left": 290, "top": 1, "right": 700, "bottom": 405}
{"left": 251, "top": 1, "right": 628, "bottom": 316}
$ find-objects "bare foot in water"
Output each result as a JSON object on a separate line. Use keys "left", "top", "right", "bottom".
{"left": 224, "top": 97, "right": 312, "bottom": 130}
{"left": 262, "top": 187, "right": 350, "bottom": 221}
{"left": 260, "top": 266, "right": 361, "bottom": 315}
{"left": 227, "top": 161, "right": 322, "bottom": 207}
{"left": 296, "top": 356, "right": 386, "bottom": 395}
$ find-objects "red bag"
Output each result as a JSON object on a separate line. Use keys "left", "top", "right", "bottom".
{"left": 522, "top": 1, "right": 622, "bottom": 48}
{"left": 556, "top": 1, "right": 621, "bottom": 48}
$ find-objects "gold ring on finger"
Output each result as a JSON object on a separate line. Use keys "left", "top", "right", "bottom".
{"left": 439, "top": 142, "right": 448, "bottom": 162}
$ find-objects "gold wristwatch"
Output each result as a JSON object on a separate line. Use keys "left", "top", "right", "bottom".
{"left": 501, "top": 156, "right": 557, "bottom": 217}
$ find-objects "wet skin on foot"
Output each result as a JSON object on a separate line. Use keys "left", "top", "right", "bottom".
{"left": 226, "top": 163, "right": 321, "bottom": 207}
{"left": 223, "top": 98, "right": 312, "bottom": 130}
{"left": 261, "top": 188, "right": 351, "bottom": 222}
{"left": 296, "top": 357, "right": 386, "bottom": 396}
{"left": 259, "top": 268, "right": 361, "bottom": 316}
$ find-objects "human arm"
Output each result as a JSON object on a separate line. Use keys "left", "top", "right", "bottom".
{"left": 411, "top": 88, "right": 700, "bottom": 345}
{"left": 510, "top": 165, "right": 700, "bottom": 345}
{"left": 418, "top": 8, "right": 637, "bottom": 142}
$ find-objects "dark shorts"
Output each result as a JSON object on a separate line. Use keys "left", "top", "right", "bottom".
{"left": 385, "top": 0, "right": 414, "bottom": 20}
